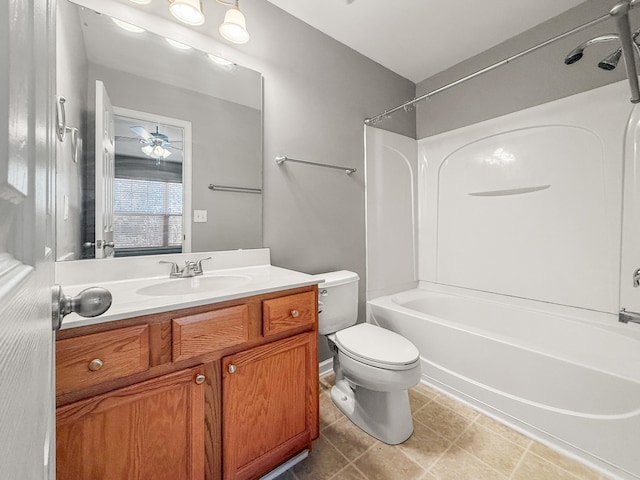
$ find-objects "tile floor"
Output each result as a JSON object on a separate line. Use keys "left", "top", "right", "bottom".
{"left": 276, "top": 374, "right": 609, "bottom": 480}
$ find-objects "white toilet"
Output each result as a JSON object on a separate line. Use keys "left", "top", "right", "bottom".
{"left": 316, "top": 270, "right": 421, "bottom": 444}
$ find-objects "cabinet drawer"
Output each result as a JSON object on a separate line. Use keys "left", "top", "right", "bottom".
{"left": 172, "top": 305, "right": 249, "bottom": 362}
{"left": 56, "top": 325, "right": 150, "bottom": 396}
{"left": 263, "top": 291, "right": 316, "bottom": 337}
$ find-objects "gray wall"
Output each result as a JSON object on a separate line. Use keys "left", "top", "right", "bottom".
{"left": 55, "top": 0, "right": 87, "bottom": 260}
{"left": 415, "top": 0, "right": 633, "bottom": 139}
{"left": 87, "top": 64, "right": 262, "bottom": 253}
{"left": 232, "top": 2, "right": 416, "bottom": 361}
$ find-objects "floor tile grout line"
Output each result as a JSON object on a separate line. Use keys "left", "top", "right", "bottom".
{"left": 526, "top": 448, "right": 598, "bottom": 480}
{"left": 473, "top": 417, "right": 534, "bottom": 450}
{"left": 422, "top": 412, "right": 475, "bottom": 476}
{"left": 428, "top": 411, "right": 511, "bottom": 480}
{"left": 318, "top": 430, "right": 354, "bottom": 468}
{"left": 507, "top": 439, "right": 533, "bottom": 480}
{"left": 455, "top": 416, "right": 532, "bottom": 469}
{"left": 350, "top": 461, "right": 370, "bottom": 480}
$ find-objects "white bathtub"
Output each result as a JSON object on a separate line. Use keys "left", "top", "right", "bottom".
{"left": 368, "top": 284, "right": 640, "bottom": 480}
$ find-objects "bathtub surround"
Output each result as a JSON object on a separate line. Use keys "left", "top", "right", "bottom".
{"left": 365, "top": 79, "right": 640, "bottom": 479}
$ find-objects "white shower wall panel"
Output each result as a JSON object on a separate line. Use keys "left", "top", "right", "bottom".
{"left": 365, "top": 126, "right": 418, "bottom": 298}
{"left": 418, "top": 81, "right": 633, "bottom": 313}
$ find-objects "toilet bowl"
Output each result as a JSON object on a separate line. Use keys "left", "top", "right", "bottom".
{"left": 316, "top": 271, "right": 421, "bottom": 444}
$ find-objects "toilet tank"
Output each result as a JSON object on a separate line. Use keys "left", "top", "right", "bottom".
{"left": 314, "top": 270, "right": 359, "bottom": 335}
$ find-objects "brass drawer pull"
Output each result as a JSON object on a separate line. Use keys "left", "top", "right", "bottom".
{"left": 88, "top": 358, "right": 103, "bottom": 371}
{"left": 291, "top": 310, "right": 299, "bottom": 318}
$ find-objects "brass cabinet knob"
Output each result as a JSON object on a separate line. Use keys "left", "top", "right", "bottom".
{"left": 195, "top": 374, "right": 206, "bottom": 385}
{"left": 291, "top": 309, "right": 300, "bottom": 318}
{"left": 88, "top": 358, "right": 103, "bottom": 371}
{"left": 228, "top": 364, "right": 236, "bottom": 374}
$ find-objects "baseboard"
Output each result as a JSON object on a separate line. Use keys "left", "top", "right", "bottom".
{"left": 318, "top": 358, "right": 333, "bottom": 377}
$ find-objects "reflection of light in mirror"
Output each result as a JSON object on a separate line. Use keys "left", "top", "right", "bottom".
{"left": 165, "top": 38, "right": 192, "bottom": 50}
{"left": 141, "top": 144, "right": 172, "bottom": 160}
{"left": 208, "top": 53, "right": 234, "bottom": 67}
{"left": 112, "top": 17, "right": 146, "bottom": 33}
{"left": 478, "top": 147, "right": 516, "bottom": 166}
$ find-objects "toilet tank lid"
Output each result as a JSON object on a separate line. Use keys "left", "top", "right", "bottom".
{"left": 314, "top": 270, "right": 359, "bottom": 288}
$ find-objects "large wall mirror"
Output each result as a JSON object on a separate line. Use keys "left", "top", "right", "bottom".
{"left": 55, "top": 0, "right": 263, "bottom": 261}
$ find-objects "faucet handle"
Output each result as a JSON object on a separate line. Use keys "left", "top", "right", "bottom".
{"left": 195, "top": 256, "right": 212, "bottom": 274}
{"left": 159, "top": 260, "right": 180, "bottom": 275}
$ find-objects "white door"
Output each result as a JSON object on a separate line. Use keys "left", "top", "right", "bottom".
{"left": 94, "top": 80, "right": 115, "bottom": 259}
{"left": 0, "top": 0, "right": 56, "bottom": 478}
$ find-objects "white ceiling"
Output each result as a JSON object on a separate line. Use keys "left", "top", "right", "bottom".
{"left": 264, "top": 0, "right": 587, "bottom": 83}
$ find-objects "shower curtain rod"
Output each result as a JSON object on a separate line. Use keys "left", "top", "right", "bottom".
{"left": 365, "top": 2, "right": 637, "bottom": 126}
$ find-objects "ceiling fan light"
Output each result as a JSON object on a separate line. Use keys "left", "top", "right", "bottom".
{"left": 129, "top": 0, "right": 152, "bottom": 4}
{"left": 219, "top": 7, "right": 250, "bottom": 44}
{"left": 141, "top": 145, "right": 154, "bottom": 156}
{"left": 169, "top": 0, "right": 205, "bottom": 26}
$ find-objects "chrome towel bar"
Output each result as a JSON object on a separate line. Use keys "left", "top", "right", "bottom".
{"left": 207, "top": 184, "right": 262, "bottom": 194}
{"left": 275, "top": 155, "right": 356, "bottom": 175}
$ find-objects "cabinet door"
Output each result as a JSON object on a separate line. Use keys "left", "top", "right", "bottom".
{"left": 222, "top": 332, "right": 318, "bottom": 480}
{"left": 57, "top": 365, "right": 205, "bottom": 480}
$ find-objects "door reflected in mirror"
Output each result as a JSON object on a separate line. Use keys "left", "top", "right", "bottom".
{"left": 55, "top": 0, "right": 263, "bottom": 262}
{"left": 111, "top": 110, "right": 190, "bottom": 257}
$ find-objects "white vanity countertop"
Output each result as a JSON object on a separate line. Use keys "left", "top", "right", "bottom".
{"left": 60, "top": 264, "right": 319, "bottom": 330}
{"left": 55, "top": 250, "right": 321, "bottom": 330}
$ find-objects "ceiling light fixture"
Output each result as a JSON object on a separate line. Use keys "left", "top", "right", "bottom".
{"left": 165, "top": 37, "right": 193, "bottom": 50}
{"left": 218, "top": 0, "right": 250, "bottom": 44}
{"left": 111, "top": 17, "right": 146, "bottom": 33}
{"left": 164, "top": 0, "right": 250, "bottom": 44}
{"left": 168, "top": 0, "right": 205, "bottom": 26}
{"left": 129, "top": 0, "right": 152, "bottom": 5}
{"left": 141, "top": 144, "right": 172, "bottom": 160}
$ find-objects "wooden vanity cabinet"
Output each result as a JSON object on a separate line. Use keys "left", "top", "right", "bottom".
{"left": 56, "top": 365, "right": 205, "bottom": 480}
{"left": 222, "top": 332, "right": 318, "bottom": 480}
{"left": 55, "top": 285, "right": 319, "bottom": 480}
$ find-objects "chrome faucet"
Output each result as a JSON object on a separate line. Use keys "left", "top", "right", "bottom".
{"left": 160, "top": 257, "right": 212, "bottom": 278}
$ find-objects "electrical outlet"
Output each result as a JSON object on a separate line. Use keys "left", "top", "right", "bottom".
{"left": 194, "top": 210, "right": 207, "bottom": 223}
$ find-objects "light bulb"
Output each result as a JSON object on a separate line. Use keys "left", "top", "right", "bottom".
{"left": 169, "top": 0, "right": 205, "bottom": 26}
{"left": 219, "top": 7, "right": 250, "bottom": 44}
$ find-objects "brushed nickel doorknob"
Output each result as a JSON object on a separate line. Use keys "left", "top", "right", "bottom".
{"left": 88, "top": 359, "right": 103, "bottom": 371}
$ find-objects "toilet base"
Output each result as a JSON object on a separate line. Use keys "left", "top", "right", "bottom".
{"left": 330, "top": 379, "right": 414, "bottom": 445}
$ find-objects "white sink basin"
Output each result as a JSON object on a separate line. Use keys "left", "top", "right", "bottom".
{"left": 136, "top": 275, "right": 251, "bottom": 296}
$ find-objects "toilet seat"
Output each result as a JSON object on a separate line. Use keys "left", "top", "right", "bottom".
{"left": 334, "top": 323, "right": 420, "bottom": 371}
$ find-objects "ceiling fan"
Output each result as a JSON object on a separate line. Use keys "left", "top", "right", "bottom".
{"left": 116, "top": 125, "right": 183, "bottom": 160}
